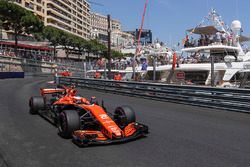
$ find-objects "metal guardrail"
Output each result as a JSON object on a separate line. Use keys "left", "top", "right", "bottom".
{"left": 56, "top": 76, "right": 250, "bottom": 113}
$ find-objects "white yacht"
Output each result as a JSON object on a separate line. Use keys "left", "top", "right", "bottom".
{"left": 137, "top": 9, "right": 250, "bottom": 87}
{"left": 87, "top": 9, "right": 250, "bottom": 87}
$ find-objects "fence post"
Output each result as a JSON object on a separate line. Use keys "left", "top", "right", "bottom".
{"left": 55, "top": 76, "right": 59, "bottom": 85}
{"left": 83, "top": 62, "right": 86, "bottom": 78}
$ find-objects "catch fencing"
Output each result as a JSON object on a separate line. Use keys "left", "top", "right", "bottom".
{"left": 0, "top": 55, "right": 85, "bottom": 74}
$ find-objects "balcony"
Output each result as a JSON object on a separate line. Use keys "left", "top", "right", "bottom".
{"left": 47, "top": 11, "right": 71, "bottom": 26}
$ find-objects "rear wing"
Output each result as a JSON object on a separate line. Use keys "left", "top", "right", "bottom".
{"left": 40, "top": 88, "right": 66, "bottom": 96}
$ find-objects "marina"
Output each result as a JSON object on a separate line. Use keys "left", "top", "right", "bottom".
{"left": 87, "top": 9, "right": 250, "bottom": 88}
{"left": 1, "top": 1, "right": 250, "bottom": 167}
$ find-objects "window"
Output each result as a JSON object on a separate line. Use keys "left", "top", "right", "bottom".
{"left": 25, "top": 2, "right": 34, "bottom": 10}
{"left": 37, "top": 6, "right": 42, "bottom": 12}
{"left": 25, "top": 2, "right": 29, "bottom": 8}
{"left": 29, "top": 3, "right": 34, "bottom": 10}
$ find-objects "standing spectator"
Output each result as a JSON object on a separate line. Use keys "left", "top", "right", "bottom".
{"left": 200, "top": 34, "right": 205, "bottom": 46}
{"left": 114, "top": 72, "right": 122, "bottom": 81}
{"left": 141, "top": 61, "right": 148, "bottom": 71}
{"left": 221, "top": 33, "right": 227, "bottom": 45}
{"left": 94, "top": 70, "right": 101, "bottom": 79}
{"left": 205, "top": 35, "right": 210, "bottom": 45}
{"left": 215, "top": 32, "right": 221, "bottom": 43}
{"left": 228, "top": 34, "right": 233, "bottom": 46}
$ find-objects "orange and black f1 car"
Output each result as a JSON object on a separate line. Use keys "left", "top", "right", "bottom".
{"left": 29, "top": 86, "right": 148, "bottom": 146}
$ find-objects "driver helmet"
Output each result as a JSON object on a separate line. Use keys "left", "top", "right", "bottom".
{"left": 69, "top": 89, "right": 77, "bottom": 96}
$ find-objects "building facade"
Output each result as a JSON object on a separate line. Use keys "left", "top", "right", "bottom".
{"left": 126, "top": 29, "right": 153, "bottom": 44}
{"left": 90, "top": 12, "right": 121, "bottom": 42}
{"left": 90, "top": 12, "right": 121, "bottom": 33}
{"left": 89, "top": 12, "right": 135, "bottom": 49}
{"left": 14, "top": 0, "right": 91, "bottom": 39}
{"left": 111, "top": 29, "right": 135, "bottom": 48}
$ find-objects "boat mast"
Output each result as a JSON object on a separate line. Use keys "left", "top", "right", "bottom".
{"left": 209, "top": 9, "right": 228, "bottom": 35}
{"left": 133, "top": 0, "right": 149, "bottom": 80}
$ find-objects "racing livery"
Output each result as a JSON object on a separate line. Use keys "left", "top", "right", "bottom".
{"left": 29, "top": 86, "right": 148, "bottom": 146}
{"left": 58, "top": 70, "right": 72, "bottom": 77}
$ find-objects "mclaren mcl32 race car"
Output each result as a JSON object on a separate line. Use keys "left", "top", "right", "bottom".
{"left": 29, "top": 86, "right": 148, "bottom": 146}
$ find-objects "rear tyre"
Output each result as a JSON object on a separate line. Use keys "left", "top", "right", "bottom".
{"left": 58, "top": 110, "right": 80, "bottom": 138}
{"left": 114, "top": 106, "right": 136, "bottom": 128}
{"left": 29, "top": 96, "right": 45, "bottom": 114}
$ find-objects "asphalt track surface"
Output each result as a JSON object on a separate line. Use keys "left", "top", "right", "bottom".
{"left": 0, "top": 77, "right": 250, "bottom": 167}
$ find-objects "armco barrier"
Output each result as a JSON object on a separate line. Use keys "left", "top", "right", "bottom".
{"left": 0, "top": 72, "right": 24, "bottom": 79}
{"left": 56, "top": 76, "right": 250, "bottom": 113}
{"left": 24, "top": 72, "right": 53, "bottom": 78}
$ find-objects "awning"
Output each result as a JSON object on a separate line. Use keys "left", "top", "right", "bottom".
{"left": 239, "top": 35, "right": 250, "bottom": 42}
{"left": 0, "top": 41, "right": 53, "bottom": 51}
{"left": 187, "top": 26, "right": 220, "bottom": 35}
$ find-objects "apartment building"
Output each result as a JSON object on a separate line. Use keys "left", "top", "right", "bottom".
{"left": 90, "top": 12, "right": 136, "bottom": 49}
{"left": 14, "top": 0, "right": 91, "bottom": 39}
{"left": 90, "top": 12, "right": 121, "bottom": 40}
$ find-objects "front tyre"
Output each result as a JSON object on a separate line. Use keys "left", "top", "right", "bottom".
{"left": 114, "top": 106, "right": 136, "bottom": 128}
{"left": 29, "top": 96, "right": 45, "bottom": 115}
{"left": 58, "top": 110, "right": 80, "bottom": 138}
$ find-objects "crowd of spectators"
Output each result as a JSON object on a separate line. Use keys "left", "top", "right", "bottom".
{"left": 0, "top": 49, "right": 15, "bottom": 57}
{"left": 0, "top": 48, "right": 53, "bottom": 62}
{"left": 92, "top": 57, "right": 134, "bottom": 70}
{"left": 184, "top": 32, "right": 236, "bottom": 48}
{"left": 179, "top": 53, "right": 210, "bottom": 64}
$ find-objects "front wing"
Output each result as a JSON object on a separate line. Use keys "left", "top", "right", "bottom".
{"left": 72, "top": 123, "right": 148, "bottom": 147}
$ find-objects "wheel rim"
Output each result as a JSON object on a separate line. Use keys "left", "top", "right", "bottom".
{"left": 116, "top": 108, "right": 127, "bottom": 127}
{"left": 59, "top": 113, "right": 67, "bottom": 133}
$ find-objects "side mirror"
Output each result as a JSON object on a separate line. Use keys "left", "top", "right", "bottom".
{"left": 101, "top": 99, "right": 107, "bottom": 112}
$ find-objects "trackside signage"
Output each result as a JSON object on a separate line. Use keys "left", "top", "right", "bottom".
{"left": 176, "top": 72, "right": 185, "bottom": 80}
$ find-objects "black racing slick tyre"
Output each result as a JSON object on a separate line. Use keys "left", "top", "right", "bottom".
{"left": 58, "top": 110, "right": 80, "bottom": 138}
{"left": 115, "top": 106, "right": 136, "bottom": 128}
{"left": 29, "top": 96, "right": 45, "bottom": 114}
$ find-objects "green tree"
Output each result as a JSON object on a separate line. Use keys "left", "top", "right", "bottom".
{"left": 88, "top": 39, "right": 107, "bottom": 59}
{"left": 72, "top": 36, "right": 87, "bottom": 60}
{"left": 0, "top": 0, "right": 44, "bottom": 55}
{"left": 111, "top": 50, "right": 124, "bottom": 59}
{"left": 84, "top": 40, "right": 93, "bottom": 61}
{"left": 43, "top": 26, "right": 61, "bottom": 60}
{"left": 59, "top": 31, "right": 74, "bottom": 60}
